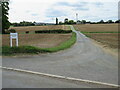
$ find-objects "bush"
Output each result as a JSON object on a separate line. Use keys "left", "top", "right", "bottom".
{"left": 26, "top": 31, "right": 29, "bottom": 34}
{"left": 35, "top": 30, "right": 72, "bottom": 34}
{"left": 6, "top": 29, "right": 16, "bottom": 34}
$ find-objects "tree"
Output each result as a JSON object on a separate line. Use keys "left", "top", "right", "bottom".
{"left": 68, "top": 20, "right": 75, "bottom": 24}
{"left": 64, "top": 18, "right": 68, "bottom": 24}
{"left": 98, "top": 20, "right": 104, "bottom": 24}
{"left": 107, "top": 20, "right": 114, "bottom": 23}
{"left": 59, "top": 21, "right": 63, "bottom": 25}
{"left": 0, "top": 3, "right": 2, "bottom": 34}
{"left": 2, "top": 1, "right": 10, "bottom": 34}
{"left": 115, "top": 20, "right": 120, "bottom": 23}
{"left": 81, "top": 20, "right": 86, "bottom": 24}
{"left": 56, "top": 18, "right": 58, "bottom": 25}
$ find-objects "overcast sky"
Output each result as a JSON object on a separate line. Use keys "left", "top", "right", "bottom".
{"left": 9, "top": 0, "right": 119, "bottom": 23}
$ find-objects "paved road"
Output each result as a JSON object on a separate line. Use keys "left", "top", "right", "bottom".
{"left": 3, "top": 69, "right": 112, "bottom": 88}
{"left": 2, "top": 25, "right": 118, "bottom": 88}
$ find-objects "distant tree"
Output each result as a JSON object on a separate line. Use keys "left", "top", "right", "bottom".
{"left": 56, "top": 18, "right": 58, "bottom": 25}
{"left": 12, "top": 21, "right": 35, "bottom": 26}
{"left": 77, "top": 20, "right": 81, "bottom": 23}
{"left": 98, "top": 20, "right": 104, "bottom": 24}
{"left": 81, "top": 20, "right": 86, "bottom": 24}
{"left": 115, "top": 20, "right": 120, "bottom": 23}
{"left": 59, "top": 21, "right": 63, "bottom": 25}
{"left": 107, "top": 20, "right": 114, "bottom": 23}
{"left": 64, "top": 18, "right": 68, "bottom": 24}
{"left": 2, "top": 1, "right": 10, "bottom": 34}
{"left": 68, "top": 20, "right": 75, "bottom": 24}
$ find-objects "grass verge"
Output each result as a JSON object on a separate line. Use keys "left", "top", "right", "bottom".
{"left": 81, "top": 31, "right": 119, "bottom": 33}
{"left": 2, "top": 32, "right": 76, "bottom": 56}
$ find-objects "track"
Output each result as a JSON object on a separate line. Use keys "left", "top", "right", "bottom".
{"left": 2, "top": 25, "right": 119, "bottom": 88}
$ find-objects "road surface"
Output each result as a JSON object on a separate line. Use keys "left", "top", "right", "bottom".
{"left": 2, "top": 26, "right": 118, "bottom": 88}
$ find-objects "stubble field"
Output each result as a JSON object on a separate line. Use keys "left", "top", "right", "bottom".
{"left": 2, "top": 25, "right": 72, "bottom": 48}
{"left": 73, "top": 24, "right": 119, "bottom": 49}
{"left": 9, "top": 25, "right": 70, "bottom": 34}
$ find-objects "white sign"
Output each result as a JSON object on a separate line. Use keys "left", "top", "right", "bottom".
{"left": 10, "top": 33, "right": 18, "bottom": 47}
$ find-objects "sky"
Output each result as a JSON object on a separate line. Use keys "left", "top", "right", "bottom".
{"left": 9, "top": 0, "right": 119, "bottom": 23}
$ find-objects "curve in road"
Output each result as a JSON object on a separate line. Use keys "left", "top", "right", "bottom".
{"left": 2, "top": 25, "right": 118, "bottom": 87}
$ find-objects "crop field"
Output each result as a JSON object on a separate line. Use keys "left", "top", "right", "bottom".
{"left": 73, "top": 24, "right": 119, "bottom": 49}
{"left": 9, "top": 25, "right": 70, "bottom": 34}
{"left": 2, "top": 33, "right": 72, "bottom": 48}
{"left": 74, "top": 24, "right": 118, "bottom": 32}
{"left": 85, "top": 33, "right": 119, "bottom": 49}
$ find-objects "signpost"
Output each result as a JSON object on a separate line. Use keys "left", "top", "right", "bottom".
{"left": 10, "top": 33, "right": 18, "bottom": 47}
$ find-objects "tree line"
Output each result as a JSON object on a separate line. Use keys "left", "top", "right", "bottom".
{"left": 58, "top": 18, "right": 120, "bottom": 25}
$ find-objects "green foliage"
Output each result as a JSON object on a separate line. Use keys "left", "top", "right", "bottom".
{"left": 106, "top": 20, "right": 114, "bottom": 23}
{"left": 81, "top": 20, "right": 86, "bottom": 24}
{"left": 98, "top": 20, "right": 104, "bottom": 24}
{"left": 26, "top": 31, "right": 29, "bottom": 34}
{"left": 56, "top": 18, "right": 58, "bottom": 25}
{"left": 64, "top": 18, "right": 69, "bottom": 24}
{"left": 12, "top": 21, "right": 35, "bottom": 26}
{"left": 67, "top": 20, "right": 76, "bottom": 24}
{"left": 2, "top": 32, "right": 76, "bottom": 55}
{"left": 115, "top": 20, "right": 120, "bottom": 23}
{"left": 5, "top": 29, "right": 16, "bottom": 34}
{"left": 2, "top": 2, "right": 10, "bottom": 34}
{"left": 81, "top": 31, "right": 120, "bottom": 33}
{"left": 35, "top": 30, "right": 72, "bottom": 34}
{"left": 45, "top": 32, "right": 76, "bottom": 52}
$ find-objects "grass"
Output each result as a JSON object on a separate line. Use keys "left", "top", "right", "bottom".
{"left": 2, "top": 32, "right": 76, "bottom": 56}
{"left": 81, "top": 31, "right": 120, "bottom": 33}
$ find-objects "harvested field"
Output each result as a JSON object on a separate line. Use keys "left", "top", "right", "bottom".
{"left": 2, "top": 33, "right": 72, "bottom": 48}
{"left": 73, "top": 24, "right": 118, "bottom": 32}
{"left": 73, "top": 24, "right": 119, "bottom": 49}
{"left": 84, "top": 33, "right": 119, "bottom": 49}
{"left": 9, "top": 25, "right": 70, "bottom": 34}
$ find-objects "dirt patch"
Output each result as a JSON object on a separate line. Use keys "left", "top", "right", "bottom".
{"left": 2, "top": 33, "right": 72, "bottom": 48}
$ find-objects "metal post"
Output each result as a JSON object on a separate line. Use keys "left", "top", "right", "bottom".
{"left": 10, "top": 37, "right": 12, "bottom": 47}
{"left": 16, "top": 38, "right": 18, "bottom": 47}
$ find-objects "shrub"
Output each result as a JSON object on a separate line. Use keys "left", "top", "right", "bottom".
{"left": 9, "top": 29, "right": 16, "bottom": 33}
{"left": 26, "top": 31, "right": 29, "bottom": 34}
{"left": 6, "top": 29, "right": 16, "bottom": 34}
{"left": 35, "top": 30, "right": 72, "bottom": 34}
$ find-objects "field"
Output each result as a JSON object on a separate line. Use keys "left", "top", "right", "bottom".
{"left": 2, "top": 34, "right": 72, "bottom": 48}
{"left": 74, "top": 24, "right": 118, "bottom": 32}
{"left": 9, "top": 25, "right": 70, "bottom": 34}
{"left": 73, "top": 24, "right": 119, "bottom": 49}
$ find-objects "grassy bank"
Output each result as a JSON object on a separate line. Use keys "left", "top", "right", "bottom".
{"left": 2, "top": 32, "right": 76, "bottom": 56}
{"left": 81, "top": 31, "right": 120, "bottom": 34}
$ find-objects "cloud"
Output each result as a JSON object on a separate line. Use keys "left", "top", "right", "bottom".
{"left": 9, "top": 0, "right": 118, "bottom": 23}
{"left": 55, "top": 2, "right": 89, "bottom": 11}
{"left": 31, "top": 13, "right": 39, "bottom": 16}
{"left": 46, "top": 9, "right": 67, "bottom": 17}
